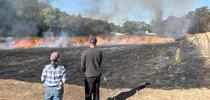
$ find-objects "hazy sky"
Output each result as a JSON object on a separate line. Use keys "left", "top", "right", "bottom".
{"left": 51, "top": 0, "right": 210, "bottom": 25}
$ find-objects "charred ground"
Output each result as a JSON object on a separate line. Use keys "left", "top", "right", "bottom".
{"left": 0, "top": 39, "right": 210, "bottom": 91}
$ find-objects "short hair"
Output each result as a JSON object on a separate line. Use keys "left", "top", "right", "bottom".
{"left": 89, "top": 36, "right": 97, "bottom": 44}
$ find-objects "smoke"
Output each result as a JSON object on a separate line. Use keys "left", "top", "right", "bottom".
{"left": 85, "top": 0, "right": 196, "bottom": 39}
{"left": 41, "top": 31, "right": 69, "bottom": 47}
{"left": 52, "top": 31, "right": 69, "bottom": 47}
{"left": 0, "top": 0, "right": 71, "bottom": 48}
{"left": 38, "top": 0, "right": 51, "bottom": 4}
{"left": 0, "top": 0, "right": 198, "bottom": 46}
{"left": 152, "top": 16, "right": 192, "bottom": 39}
{"left": 0, "top": 0, "right": 41, "bottom": 36}
{"left": 85, "top": 0, "right": 195, "bottom": 24}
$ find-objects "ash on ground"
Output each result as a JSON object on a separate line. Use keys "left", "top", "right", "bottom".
{"left": 0, "top": 39, "right": 210, "bottom": 90}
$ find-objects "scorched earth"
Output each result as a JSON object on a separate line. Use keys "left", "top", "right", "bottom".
{"left": 0, "top": 39, "right": 210, "bottom": 100}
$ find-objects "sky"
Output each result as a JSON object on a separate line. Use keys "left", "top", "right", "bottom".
{"left": 51, "top": 0, "right": 210, "bottom": 25}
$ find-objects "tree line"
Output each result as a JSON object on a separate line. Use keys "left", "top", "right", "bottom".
{"left": 0, "top": 0, "right": 210, "bottom": 37}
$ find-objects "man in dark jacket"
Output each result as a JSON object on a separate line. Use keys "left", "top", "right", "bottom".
{"left": 81, "top": 36, "right": 103, "bottom": 100}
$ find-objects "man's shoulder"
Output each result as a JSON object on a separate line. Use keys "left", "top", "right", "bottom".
{"left": 99, "top": 49, "right": 103, "bottom": 53}
{"left": 57, "top": 65, "right": 66, "bottom": 71}
{"left": 82, "top": 48, "right": 92, "bottom": 54}
{"left": 96, "top": 48, "right": 102, "bottom": 54}
{"left": 83, "top": 48, "right": 102, "bottom": 55}
{"left": 58, "top": 65, "right": 66, "bottom": 68}
{"left": 44, "top": 64, "right": 52, "bottom": 69}
{"left": 44, "top": 64, "right": 65, "bottom": 69}
{"left": 82, "top": 48, "right": 90, "bottom": 53}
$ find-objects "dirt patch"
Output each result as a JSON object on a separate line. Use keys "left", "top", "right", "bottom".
{"left": 1, "top": 79, "right": 210, "bottom": 100}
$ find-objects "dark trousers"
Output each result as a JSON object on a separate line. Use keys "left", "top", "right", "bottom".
{"left": 85, "top": 76, "right": 101, "bottom": 100}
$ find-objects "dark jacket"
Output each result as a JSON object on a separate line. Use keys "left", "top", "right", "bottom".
{"left": 81, "top": 48, "right": 103, "bottom": 77}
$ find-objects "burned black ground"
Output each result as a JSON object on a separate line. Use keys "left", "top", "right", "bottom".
{"left": 0, "top": 40, "right": 210, "bottom": 90}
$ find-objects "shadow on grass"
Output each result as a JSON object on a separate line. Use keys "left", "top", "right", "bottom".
{"left": 107, "top": 83, "right": 151, "bottom": 100}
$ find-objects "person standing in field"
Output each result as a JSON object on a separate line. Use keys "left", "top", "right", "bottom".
{"left": 41, "top": 52, "right": 67, "bottom": 100}
{"left": 81, "top": 35, "right": 103, "bottom": 100}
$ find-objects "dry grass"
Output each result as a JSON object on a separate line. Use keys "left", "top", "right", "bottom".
{"left": 1, "top": 79, "right": 210, "bottom": 100}
{"left": 129, "top": 88, "right": 210, "bottom": 100}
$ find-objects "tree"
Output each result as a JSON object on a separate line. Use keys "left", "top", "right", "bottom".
{"left": 194, "top": 6, "right": 210, "bottom": 32}
{"left": 40, "top": 7, "right": 57, "bottom": 31}
{"left": 122, "top": 21, "right": 138, "bottom": 34}
{"left": 120, "top": 21, "right": 151, "bottom": 34}
{"left": 136, "top": 21, "right": 150, "bottom": 32}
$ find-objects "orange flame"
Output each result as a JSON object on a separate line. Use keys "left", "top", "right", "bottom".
{"left": 68, "top": 35, "right": 175, "bottom": 45}
{"left": 10, "top": 35, "right": 175, "bottom": 48}
{"left": 11, "top": 38, "right": 44, "bottom": 48}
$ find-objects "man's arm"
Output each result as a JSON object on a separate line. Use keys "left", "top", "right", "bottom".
{"left": 62, "top": 66, "right": 67, "bottom": 84}
{"left": 81, "top": 51, "right": 86, "bottom": 72}
{"left": 99, "top": 51, "right": 103, "bottom": 66}
{"left": 41, "top": 66, "right": 47, "bottom": 82}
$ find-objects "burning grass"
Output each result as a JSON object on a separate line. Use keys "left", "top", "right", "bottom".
{"left": 0, "top": 35, "right": 175, "bottom": 49}
{"left": 11, "top": 38, "right": 44, "bottom": 48}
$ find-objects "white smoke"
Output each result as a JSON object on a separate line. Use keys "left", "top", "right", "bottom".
{"left": 53, "top": 31, "right": 69, "bottom": 47}
{"left": 84, "top": 0, "right": 196, "bottom": 39}
{"left": 84, "top": 0, "right": 196, "bottom": 25}
{"left": 0, "top": 0, "right": 41, "bottom": 36}
{"left": 42, "top": 31, "right": 69, "bottom": 47}
{"left": 153, "top": 16, "right": 192, "bottom": 39}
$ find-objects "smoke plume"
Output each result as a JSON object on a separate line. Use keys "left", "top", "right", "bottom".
{"left": 0, "top": 0, "right": 42, "bottom": 36}
{"left": 0, "top": 0, "right": 198, "bottom": 45}
{"left": 85, "top": 0, "right": 196, "bottom": 38}
{"left": 85, "top": 0, "right": 195, "bottom": 24}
